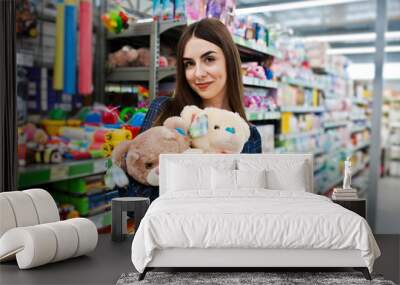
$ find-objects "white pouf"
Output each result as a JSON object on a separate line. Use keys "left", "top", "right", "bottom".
{"left": 0, "top": 218, "right": 98, "bottom": 269}
{"left": 24, "top": 188, "right": 60, "bottom": 224}
{"left": 0, "top": 196, "right": 17, "bottom": 237}
{"left": 1, "top": 191, "right": 39, "bottom": 227}
{"left": 0, "top": 189, "right": 98, "bottom": 269}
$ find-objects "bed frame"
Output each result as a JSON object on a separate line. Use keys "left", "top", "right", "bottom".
{"left": 140, "top": 248, "right": 371, "bottom": 280}
{"left": 138, "top": 154, "right": 371, "bottom": 281}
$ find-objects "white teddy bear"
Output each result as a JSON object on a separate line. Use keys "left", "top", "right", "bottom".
{"left": 164, "top": 105, "right": 250, "bottom": 154}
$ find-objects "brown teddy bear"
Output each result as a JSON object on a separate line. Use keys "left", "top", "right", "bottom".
{"left": 109, "top": 122, "right": 190, "bottom": 187}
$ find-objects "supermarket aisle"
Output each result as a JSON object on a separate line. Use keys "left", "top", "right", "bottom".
{"left": 376, "top": 177, "right": 400, "bottom": 234}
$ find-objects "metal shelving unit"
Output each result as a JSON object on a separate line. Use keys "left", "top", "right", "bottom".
{"left": 18, "top": 158, "right": 108, "bottom": 189}
{"left": 242, "top": 76, "right": 279, "bottom": 89}
{"left": 232, "top": 35, "right": 281, "bottom": 58}
{"left": 323, "top": 121, "right": 348, "bottom": 129}
{"left": 280, "top": 106, "right": 325, "bottom": 113}
{"left": 351, "top": 125, "right": 368, "bottom": 133}
{"left": 279, "top": 129, "right": 324, "bottom": 140}
{"left": 280, "top": 77, "right": 326, "bottom": 90}
{"left": 351, "top": 142, "right": 371, "bottom": 153}
{"left": 246, "top": 111, "right": 281, "bottom": 121}
{"left": 105, "top": 20, "right": 159, "bottom": 99}
{"left": 107, "top": 67, "right": 151, "bottom": 82}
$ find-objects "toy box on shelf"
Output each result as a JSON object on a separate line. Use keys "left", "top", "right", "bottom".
{"left": 153, "top": 0, "right": 235, "bottom": 30}
{"left": 17, "top": 102, "right": 148, "bottom": 169}
{"left": 49, "top": 174, "right": 118, "bottom": 231}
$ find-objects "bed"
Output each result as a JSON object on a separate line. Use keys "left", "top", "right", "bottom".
{"left": 131, "top": 154, "right": 380, "bottom": 280}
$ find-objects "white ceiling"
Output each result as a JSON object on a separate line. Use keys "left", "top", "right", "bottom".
{"left": 236, "top": 0, "right": 400, "bottom": 63}
{"left": 237, "top": 0, "right": 400, "bottom": 31}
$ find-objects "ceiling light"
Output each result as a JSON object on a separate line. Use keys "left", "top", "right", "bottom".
{"left": 301, "top": 31, "right": 400, "bottom": 43}
{"left": 236, "top": 0, "right": 367, "bottom": 15}
{"left": 348, "top": 63, "right": 400, "bottom": 80}
{"left": 136, "top": 18, "right": 153, "bottom": 23}
{"left": 327, "top": 46, "right": 400, "bottom": 54}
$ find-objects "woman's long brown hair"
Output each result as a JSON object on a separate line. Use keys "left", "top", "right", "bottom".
{"left": 153, "top": 18, "right": 246, "bottom": 126}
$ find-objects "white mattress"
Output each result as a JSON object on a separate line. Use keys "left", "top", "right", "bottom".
{"left": 131, "top": 190, "right": 380, "bottom": 273}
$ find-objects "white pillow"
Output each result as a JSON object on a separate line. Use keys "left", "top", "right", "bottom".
{"left": 167, "top": 163, "right": 212, "bottom": 191}
{"left": 238, "top": 159, "right": 309, "bottom": 192}
{"left": 211, "top": 168, "right": 237, "bottom": 190}
{"left": 265, "top": 165, "right": 307, "bottom": 191}
{"left": 236, "top": 169, "right": 267, "bottom": 189}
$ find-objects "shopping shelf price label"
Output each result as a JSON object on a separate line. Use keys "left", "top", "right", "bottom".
{"left": 50, "top": 165, "right": 69, "bottom": 181}
{"left": 94, "top": 159, "right": 107, "bottom": 173}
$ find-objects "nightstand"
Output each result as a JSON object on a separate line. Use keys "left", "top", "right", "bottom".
{"left": 332, "top": 198, "right": 366, "bottom": 218}
{"left": 111, "top": 197, "right": 150, "bottom": 242}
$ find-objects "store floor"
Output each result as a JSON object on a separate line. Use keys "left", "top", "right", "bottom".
{"left": 0, "top": 234, "right": 399, "bottom": 285}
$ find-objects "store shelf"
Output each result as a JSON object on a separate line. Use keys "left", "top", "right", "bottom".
{"left": 385, "top": 97, "right": 400, "bottom": 103}
{"left": 352, "top": 97, "right": 370, "bottom": 106}
{"left": 350, "top": 115, "right": 368, "bottom": 121}
{"left": 353, "top": 160, "right": 370, "bottom": 176}
{"left": 158, "top": 67, "right": 177, "bottom": 80}
{"left": 232, "top": 35, "right": 281, "bottom": 58}
{"left": 242, "top": 76, "right": 278, "bottom": 89}
{"left": 274, "top": 147, "right": 324, "bottom": 155}
{"left": 159, "top": 19, "right": 187, "bottom": 34}
{"left": 351, "top": 142, "right": 370, "bottom": 152}
{"left": 279, "top": 129, "right": 324, "bottom": 140}
{"left": 107, "top": 21, "right": 155, "bottom": 39}
{"left": 313, "top": 148, "right": 325, "bottom": 155}
{"left": 280, "top": 106, "right": 325, "bottom": 113}
{"left": 280, "top": 77, "right": 326, "bottom": 90}
{"left": 323, "top": 121, "right": 348, "bottom": 129}
{"left": 390, "top": 122, "right": 400, "bottom": 128}
{"left": 18, "top": 159, "right": 108, "bottom": 188}
{"left": 351, "top": 125, "right": 367, "bottom": 133}
{"left": 314, "top": 164, "right": 324, "bottom": 173}
{"left": 312, "top": 67, "right": 349, "bottom": 79}
{"left": 324, "top": 92, "right": 347, "bottom": 99}
{"left": 320, "top": 176, "right": 343, "bottom": 194}
{"left": 107, "top": 67, "right": 150, "bottom": 82}
{"left": 246, "top": 111, "right": 281, "bottom": 121}
{"left": 88, "top": 210, "right": 112, "bottom": 230}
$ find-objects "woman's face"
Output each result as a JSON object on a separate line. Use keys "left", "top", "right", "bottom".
{"left": 183, "top": 37, "right": 227, "bottom": 104}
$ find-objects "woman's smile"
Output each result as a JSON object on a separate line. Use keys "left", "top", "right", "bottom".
{"left": 195, "top": 81, "right": 213, "bottom": 90}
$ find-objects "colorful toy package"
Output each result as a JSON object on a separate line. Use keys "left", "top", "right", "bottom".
{"left": 186, "top": 0, "right": 206, "bottom": 23}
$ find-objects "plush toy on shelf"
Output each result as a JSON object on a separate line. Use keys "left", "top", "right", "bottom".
{"left": 107, "top": 46, "right": 167, "bottom": 68}
{"left": 107, "top": 46, "right": 138, "bottom": 68}
{"left": 101, "top": 7, "right": 130, "bottom": 34}
{"left": 242, "top": 62, "right": 267, "bottom": 80}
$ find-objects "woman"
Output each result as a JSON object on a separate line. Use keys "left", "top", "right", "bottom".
{"left": 121, "top": 18, "right": 262, "bottom": 201}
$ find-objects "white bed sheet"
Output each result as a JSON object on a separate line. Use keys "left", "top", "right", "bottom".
{"left": 131, "top": 190, "right": 380, "bottom": 273}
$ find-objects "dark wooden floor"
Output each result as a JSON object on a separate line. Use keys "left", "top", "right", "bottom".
{"left": 0, "top": 234, "right": 399, "bottom": 285}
